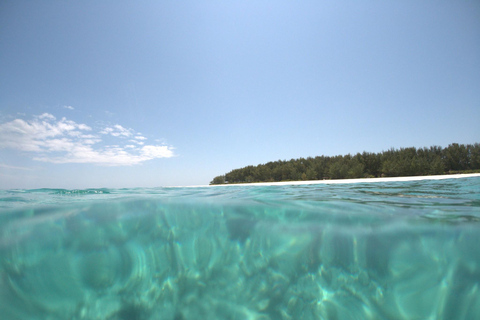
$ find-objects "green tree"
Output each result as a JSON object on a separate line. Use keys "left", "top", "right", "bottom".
{"left": 444, "top": 143, "right": 469, "bottom": 171}
{"left": 328, "top": 157, "right": 348, "bottom": 179}
{"left": 346, "top": 159, "right": 365, "bottom": 178}
{"left": 429, "top": 156, "right": 445, "bottom": 175}
{"left": 213, "top": 142, "right": 479, "bottom": 183}
{"left": 210, "top": 175, "right": 226, "bottom": 185}
{"left": 305, "top": 167, "right": 318, "bottom": 180}
{"left": 469, "top": 143, "right": 480, "bottom": 170}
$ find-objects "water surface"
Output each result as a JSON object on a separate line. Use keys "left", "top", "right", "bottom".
{"left": 1, "top": 177, "right": 479, "bottom": 319}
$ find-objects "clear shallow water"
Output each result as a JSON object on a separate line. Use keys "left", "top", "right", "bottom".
{"left": 0, "top": 177, "right": 479, "bottom": 320}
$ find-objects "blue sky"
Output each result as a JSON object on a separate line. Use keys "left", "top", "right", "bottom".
{"left": 1, "top": 1, "right": 479, "bottom": 189}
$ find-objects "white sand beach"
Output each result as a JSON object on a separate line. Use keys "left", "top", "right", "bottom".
{"left": 191, "top": 173, "right": 480, "bottom": 188}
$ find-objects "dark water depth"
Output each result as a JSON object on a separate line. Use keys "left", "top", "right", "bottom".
{"left": 0, "top": 177, "right": 479, "bottom": 319}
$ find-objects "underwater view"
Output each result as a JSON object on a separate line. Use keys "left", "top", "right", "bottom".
{"left": 1, "top": 176, "right": 479, "bottom": 320}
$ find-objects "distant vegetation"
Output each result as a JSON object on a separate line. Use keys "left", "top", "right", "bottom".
{"left": 210, "top": 143, "right": 480, "bottom": 184}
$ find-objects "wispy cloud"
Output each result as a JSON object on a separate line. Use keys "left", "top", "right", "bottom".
{"left": 0, "top": 113, "right": 174, "bottom": 166}
{"left": 64, "top": 105, "right": 74, "bottom": 110}
{"left": 129, "top": 134, "right": 148, "bottom": 145}
{"left": 0, "top": 163, "right": 35, "bottom": 171}
{"left": 100, "top": 124, "right": 133, "bottom": 137}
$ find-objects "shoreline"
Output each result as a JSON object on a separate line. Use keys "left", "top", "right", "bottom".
{"left": 181, "top": 173, "right": 480, "bottom": 188}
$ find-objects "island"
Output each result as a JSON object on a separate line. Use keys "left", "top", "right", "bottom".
{"left": 210, "top": 143, "right": 480, "bottom": 185}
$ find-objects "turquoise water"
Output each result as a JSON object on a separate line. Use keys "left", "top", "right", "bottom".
{"left": 1, "top": 177, "right": 479, "bottom": 320}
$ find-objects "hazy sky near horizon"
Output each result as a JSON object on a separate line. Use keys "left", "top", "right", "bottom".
{"left": 1, "top": 0, "right": 479, "bottom": 189}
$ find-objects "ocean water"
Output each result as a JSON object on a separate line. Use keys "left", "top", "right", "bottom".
{"left": 0, "top": 177, "right": 479, "bottom": 320}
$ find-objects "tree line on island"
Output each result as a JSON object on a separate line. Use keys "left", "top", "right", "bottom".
{"left": 210, "top": 143, "right": 480, "bottom": 184}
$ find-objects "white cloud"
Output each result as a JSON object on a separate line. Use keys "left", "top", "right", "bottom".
{"left": 64, "top": 106, "right": 74, "bottom": 110}
{"left": 0, "top": 116, "right": 90, "bottom": 151}
{"left": 78, "top": 124, "right": 91, "bottom": 131}
{"left": 100, "top": 124, "right": 133, "bottom": 137}
{"left": 0, "top": 114, "right": 175, "bottom": 166}
{"left": 129, "top": 139, "right": 145, "bottom": 145}
{"left": 37, "top": 113, "right": 56, "bottom": 121}
{"left": 141, "top": 145, "right": 174, "bottom": 158}
{"left": 0, "top": 163, "right": 34, "bottom": 171}
{"left": 100, "top": 127, "right": 114, "bottom": 134}
{"left": 113, "top": 124, "right": 133, "bottom": 137}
